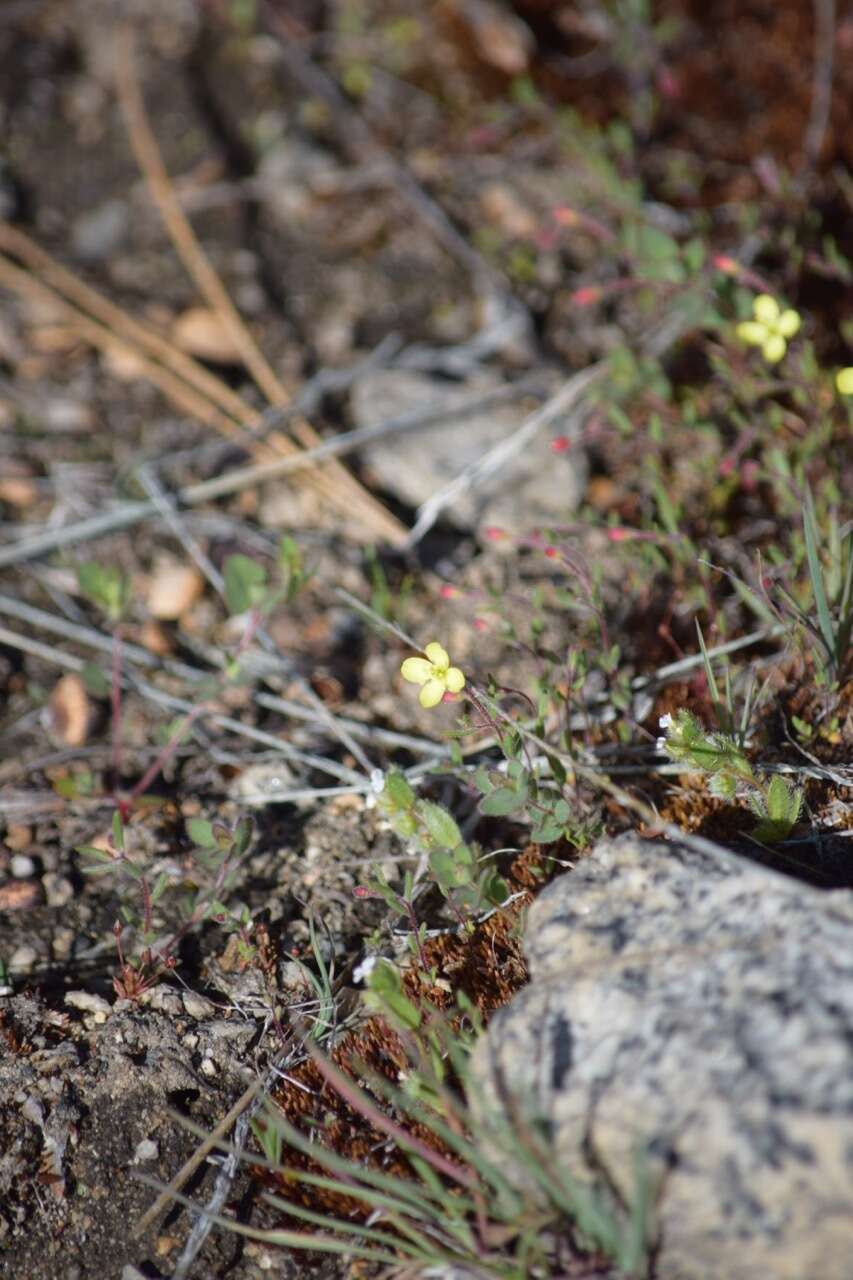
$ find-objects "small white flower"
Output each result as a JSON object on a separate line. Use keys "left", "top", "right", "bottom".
{"left": 365, "top": 768, "right": 386, "bottom": 809}
{"left": 659, "top": 713, "right": 674, "bottom": 731}
{"left": 353, "top": 955, "right": 378, "bottom": 985}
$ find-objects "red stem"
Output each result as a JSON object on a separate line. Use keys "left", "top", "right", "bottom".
{"left": 126, "top": 703, "right": 208, "bottom": 806}
{"left": 110, "top": 626, "right": 123, "bottom": 782}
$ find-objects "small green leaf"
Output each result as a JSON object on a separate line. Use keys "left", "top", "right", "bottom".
{"left": 150, "top": 871, "right": 171, "bottom": 904}
{"left": 419, "top": 801, "right": 462, "bottom": 849}
{"left": 75, "top": 845, "right": 115, "bottom": 864}
{"left": 531, "top": 815, "right": 564, "bottom": 843}
{"left": 77, "top": 562, "right": 130, "bottom": 622}
{"left": 223, "top": 554, "right": 268, "bottom": 616}
{"left": 81, "top": 662, "right": 110, "bottom": 697}
{"left": 384, "top": 771, "right": 415, "bottom": 811}
{"left": 232, "top": 818, "right": 254, "bottom": 855}
{"left": 187, "top": 818, "right": 217, "bottom": 848}
{"left": 429, "top": 847, "right": 473, "bottom": 890}
{"left": 473, "top": 767, "right": 494, "bottom": 795}
{"left": 480, "top": 786, "right": 526, "bottom": 817}
{"left": 112, "top": 810, "right": 125, "bottom": 852}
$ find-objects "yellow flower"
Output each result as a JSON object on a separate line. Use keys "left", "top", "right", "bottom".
{"left": 736, "top": 294, "right": 801, "bottom": 363}
{"left": 836, "top": 368, "right": 853, "bottom": 395}
{"left": 400, "top": 642, "right": 465, "bottom": 709}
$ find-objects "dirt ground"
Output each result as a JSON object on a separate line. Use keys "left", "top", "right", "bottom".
{"left": 1, "top": 2, "right": 851, "bottom": 1278}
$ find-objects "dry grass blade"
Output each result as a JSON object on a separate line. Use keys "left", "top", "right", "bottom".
{"left": 114, "top": 23, "right": 406, "bottom": 545}
{"left": 0, "top": 251, "right": 248, "bottom": 442}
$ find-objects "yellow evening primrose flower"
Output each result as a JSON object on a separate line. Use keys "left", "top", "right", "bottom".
{"left": 736, "top": 294, "right": 801, "bottom": 364}
{"left": 400, "top": 642, "right": 465, "bottom": 709}
{"left": 836, "top": 368, "right": 853, "bottom": 396}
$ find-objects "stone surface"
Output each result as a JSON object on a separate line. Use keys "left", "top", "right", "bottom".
{"left": 350, "top": 369, "right": 587, "bottom": 535}
{"left": 470, "top": 835, "right": 853, "bottom": 1280}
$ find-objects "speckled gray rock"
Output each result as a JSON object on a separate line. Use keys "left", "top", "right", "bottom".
{"left": 470, "top": 836, "right": 853, "bottom": 1280}
{"left": 351, "top": 369, "right": 587, "bottom": 535}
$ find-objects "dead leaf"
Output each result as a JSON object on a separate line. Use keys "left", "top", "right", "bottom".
{"left": 45, "top": 674, "right": 92, "bottom": 747}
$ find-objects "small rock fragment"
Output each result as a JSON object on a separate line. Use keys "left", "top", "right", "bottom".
{"left": 64, "top": 991, "right": 111, "bottom": 1022}
{"left": 182, "top": 992, "right": 215, "bottom": 1020}
{"left": 0, "top": 881, "right": 43, "bottom": 911}
{"left": 132, "top": 1138, "right": 159, "bottom": 1164}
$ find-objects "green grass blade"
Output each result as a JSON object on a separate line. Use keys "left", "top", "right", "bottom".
{"left": 803, "top": 487, "right": 837, "bottom": 664}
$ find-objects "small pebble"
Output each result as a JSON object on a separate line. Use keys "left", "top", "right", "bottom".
{"left": 9, "top": 944, "right": 38, "bottom": 973}
{"left": 43, "top": 874, "right": 74, "bottom": 908}
{"left": 10, "top": 854, "right": 36, "bottom": 879}
{"left": 4, "top": 825, "right": 32, "bottom": 852}
{"left": 182, "top": 992, "right": 215, "bottom": 1020}
{"left": 132, "top": 1138, "right": 159, "bottom": 1164}
{"left": 64, "top": 991, "right": 111, "bottom": 1021}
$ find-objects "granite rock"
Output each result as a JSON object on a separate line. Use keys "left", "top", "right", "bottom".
{"left": 469, "top": 835, "right": 853, "bottom": 1279}
{"left": 351, "top": 368, "right": 587, "bottom": 535}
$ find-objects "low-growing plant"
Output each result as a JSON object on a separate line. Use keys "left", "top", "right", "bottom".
{"left": 656, "top": 708, "right": 804, "bottom": 844}
{"left": 77, "top": 810, "right": 256, "bottom": 999}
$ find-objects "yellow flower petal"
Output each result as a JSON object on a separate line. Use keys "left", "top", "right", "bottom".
{"left": 424, "top": 642, "right": 449, "bottom": 668}
{"left": 401, "top": 657, "right": 433, "bottom": 685}
{"left": 753, "top": 294, "right": 780, "bottom": 325}
{"left": 836, "top": 368, "right": 853, "bottom": 395}
{"left": 736, "top": 321, "right": 767, "bottom": 347}
{"left": 445, "top": 666, "right": 465, "bottom": 693}
{"left": 419, "top": 679, "right": 445, "bottom": 708}
{"left": 776, "top": 309, "right": 801, "bottom": 338}
{"left": 762, "top": 334, "right": 786, "bottom": 363}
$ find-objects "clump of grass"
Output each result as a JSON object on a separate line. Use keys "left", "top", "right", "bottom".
{"left": 164, "top": 990, "right": 657, "bottom": 1278}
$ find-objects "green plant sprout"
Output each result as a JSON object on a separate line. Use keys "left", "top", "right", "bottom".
{"left": 372, "top": 769, "right": 508, "bottom": 932}
{"left": 71, "top": 537, "right": 310, "bottom": 995}
{"left": 657, "top": 709, "right": 803, "bottom": 844}
{"left": 76, "top": 811, "right": 255, "bottom": 999}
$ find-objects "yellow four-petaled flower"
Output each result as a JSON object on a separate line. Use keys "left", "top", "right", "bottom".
{"left": 736, "top": 294, "right": 801, "bottom": 364}
{"left": 401, "top": 642, "right": 465, "bottom": 709}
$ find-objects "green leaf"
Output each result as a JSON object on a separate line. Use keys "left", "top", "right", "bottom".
{"left": 77, "top": 562, "right": 130, "bottom": 623}
{"left": 81, "top": 662, "right": 110, "bottom": 698}
{"left": 803, "top": 487, "right": 836, "bottom": 665}
{"left": 419, "top": 801, "right": 462, "bottom": 849}
{"left": 223, "top": 554, "right": 268, "bottom": 616}
{"left": 75, "top": 844, "right": 115, "bottom": 864}
{"left": 150, "top": 871, "right": 171, "bottom": 904}
{"left": 187, "top": 818, "right": 217, "bottom": 848}
{"left": 531, "top": 815, "right": 564, "bottom": 844}
{"left": 480, "top": 786, "right": 526, "bottom": 816}
{"left": 111, "top": 810, "right": 125, "bottom": 852}
{"left": 429, "top": 846, "right": 473, "bottom": 890}
{"left": 364, "top": 959, "right": 422, "bottom": 1030}
{"left": 232, "top": 818, "right": 254, "bottom": 856}
{"left": 473, "top": 767, "right": 494, "bottom": 795}
{"left": 384, "top": 771, "right": 415, "bottom": 811}
{"left": 765, "top": 774, "right": 802, "bottom": 823}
